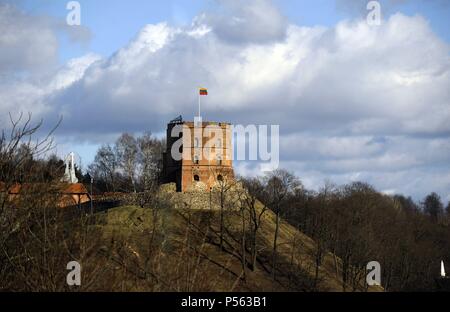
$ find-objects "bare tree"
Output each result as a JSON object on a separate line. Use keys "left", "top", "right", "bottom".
{"left": 1, "top": 112, "right": 60, "bottom": 212}
{"left": 264, "top": 169, "right": 302, "bottom": 282}
{"left": 0, "top": 113, "right": 105, "bottom": 291}
{"left": 423, "top": 192, "right": 444, "bottom": 223}
{"left": 1, "top": 113, "right": 58, "bottom": 170}
{"left": 115, "top": 133, "right": 138, "bottom": 192}
{"left": 89, "top": 144, "right": 118, "bottom": 192}
{"left": 310, "top": 184, "right": 334, "bottom": 289}
{"left": 137, "top": 132, "right": 164, "bottom": 191}
{"left": 239, "top": 197, "right": 247, "bottom": 282}
{"left": 240, "top": 177, "right": 268, "bottom": 271}
{"left": 210, "top": 167, "right": 235, "bottom": 251}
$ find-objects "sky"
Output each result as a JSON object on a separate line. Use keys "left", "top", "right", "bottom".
{"left": 0, "top": 0, "right": 449, "bottom": 202}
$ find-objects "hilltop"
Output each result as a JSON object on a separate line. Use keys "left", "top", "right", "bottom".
{"left": 91, "top": 184, "right": 381, "bottom": 292}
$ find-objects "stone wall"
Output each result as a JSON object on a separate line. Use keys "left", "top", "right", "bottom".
{"left": 94, "top": 182, "right": 247, "bottom": 212}
{"left": 160, "top": 182, "right": 246, "bottom": 211}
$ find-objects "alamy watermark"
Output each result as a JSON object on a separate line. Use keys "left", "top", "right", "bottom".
{"left": 367, "top": 1, "right": 382, "bottom": 26}
{"left": 169, "top": 118, "right": 279, "bottom": 170}
{"left": 66, "top": 261, "right": 81, "bottom": 286}
{"left": 66, "top": 1, "right": 81, "bottom": 26}
{"left": 366, "top": 261, "right": 381, "bottom": 286}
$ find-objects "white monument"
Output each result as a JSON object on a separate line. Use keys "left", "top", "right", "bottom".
{"left": 441, "top": 260, "right": 446, "bottom": 278}
{"left": 62, "top": 152, "right": 78, "bottom": 183}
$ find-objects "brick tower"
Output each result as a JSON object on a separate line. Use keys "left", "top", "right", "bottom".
{"left": 162, "top": 116, "right": 234, "bottom": 192}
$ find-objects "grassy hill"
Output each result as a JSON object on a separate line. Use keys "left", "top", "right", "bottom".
{"left": 90, "top": 185, "right": 382, "bottom": 292}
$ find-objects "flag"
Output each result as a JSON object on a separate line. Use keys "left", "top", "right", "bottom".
{"left": 199, "top": 88, "right": 208, "bottom": 96}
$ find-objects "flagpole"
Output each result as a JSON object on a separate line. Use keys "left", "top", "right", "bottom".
{"left": 198, "top": 91, "right": 201, "bottom": 118}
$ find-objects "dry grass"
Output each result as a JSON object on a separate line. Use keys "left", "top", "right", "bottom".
{"left": 89, "top": 194, "right": 380, "bottom": 291}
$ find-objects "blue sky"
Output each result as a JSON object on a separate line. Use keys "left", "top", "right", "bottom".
{"left": 1, "top": 0, "right": 449, "bottom": 202}
{"left": 17, "top": 0, "right": 450, "bottom": 61}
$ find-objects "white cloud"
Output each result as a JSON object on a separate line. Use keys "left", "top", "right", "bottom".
{"left": 0, "top": 3, "right": 91, "bottom": 75}
{"left": 0, "top": 53, "right": 100, "bottom": 127}
{"left": 0, "top": 1, "right": 449, "bottom": 201}
{"left": 0, "top": 4, "right": 58, "bottom": 73}
{"left": 47, "top": 53, "right": 101, "bottom": 92}
{"left": 199, "top": 0, "right": 288, "bottom": 44}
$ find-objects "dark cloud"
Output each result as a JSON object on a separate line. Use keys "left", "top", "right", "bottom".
{"left": 0, "top": 2, "right": 91, "bottom": 74}
{"left": 0, "top": 1, "right": 449, "bottom": 201}
{"left": 0, "top": 4, "right": 58, "bottom": 73}
{"left": 198, "top": 0, "right": 288, "bottom": 44}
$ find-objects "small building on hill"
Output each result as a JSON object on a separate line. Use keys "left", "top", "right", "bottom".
{"left": 0, "top": 182, "right": 91, "bottom": 208}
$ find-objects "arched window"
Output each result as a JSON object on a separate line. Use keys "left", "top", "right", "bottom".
{"left": 217, "top": 175, "right": 223, "bottom": 182}
{"left": 194, "top": 137, "right": 199, "bottom": 148}
{"left": 194, "top": 154, "right": 199, "bottom": 164}
{"left": 217, "top": 154, "right": 222, "bottom": 166}
{"left": 194, "top": 175, "right": 200, "bottom": 181}
{"left": 217, "top": 138, "right": 222, "bottom": 148}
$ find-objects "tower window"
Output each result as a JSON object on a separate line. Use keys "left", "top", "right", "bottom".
{"left": 217, "top": 138, "right": 222, "bottom": 148}
{"left": 194, "top": 155, "right": 199, "bottom": 164}
{"left": 194, "top": 175, "right": 200, "bottom": 181}
{"left": 217, "top": 155, "right": 222, "bottom": 166}
{"left": 194, "top": 137, "right": 200, "bottom": 148}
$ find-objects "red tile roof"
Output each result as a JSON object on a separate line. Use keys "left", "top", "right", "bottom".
{"left": 1, "top": 182, "right": 91, "bottom": 207}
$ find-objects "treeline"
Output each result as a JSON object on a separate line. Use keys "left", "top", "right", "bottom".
{"left": 0, "top": 114, "right": 64, "bottom": 185}
{"left": 241, "top": 170, "right": 450, "bottom": 291}
{"left": 0, "top": 126, "right": 166, "bottom": 194}
{"left": 85, "top": 131, "right": 450, "bottom": 291}
{"left": 1, "top": 114, "right": 97, "bottom": 291}
{"left": 87, "top": 132, "right": 165, "bottom": 194}
{"left": 2, "top": 116, "right": 450, "bottom": 291}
